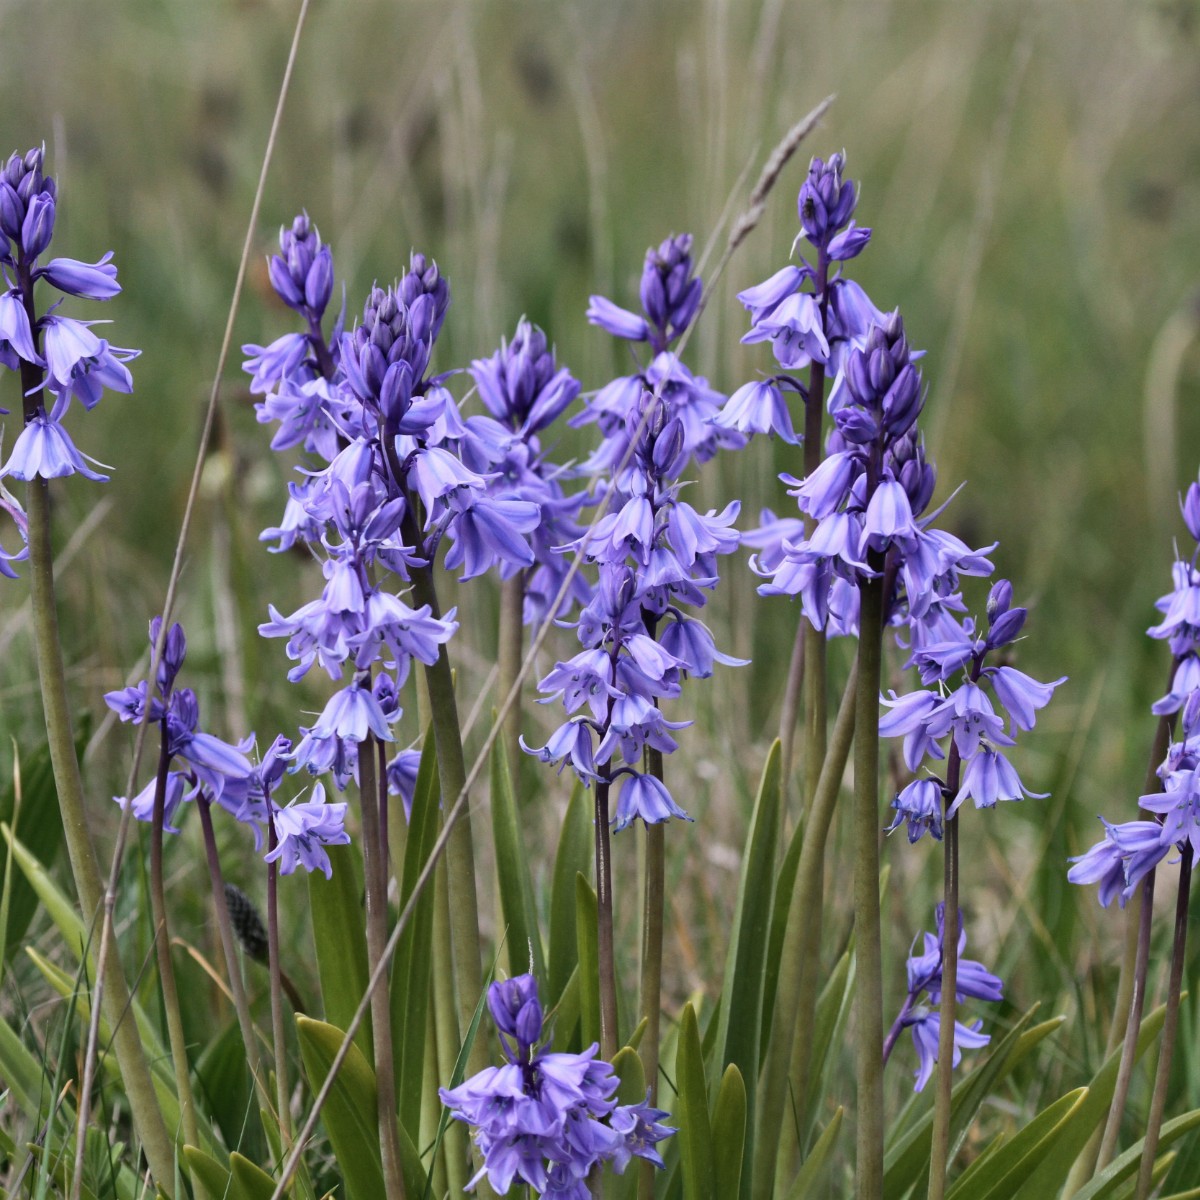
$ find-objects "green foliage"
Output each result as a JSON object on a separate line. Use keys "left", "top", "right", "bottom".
{"left": 676, "top": 1002, "right": 716, "bottom": 1200}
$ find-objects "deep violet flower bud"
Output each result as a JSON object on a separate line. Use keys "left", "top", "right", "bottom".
{"left": 148, "top": 615, "right": 188, "bottom": 696}
{"left": 640, "top": 233, "right": 702, "bottom": 343}
{"left": 488, "top": 975, "right": 543, "bottom": 1051}
{"left": 1182, "top": 478, "right": 1200, "bottom": 543}
{"left": 985, "top": 606, "right": 1027, "bottom": 650}
{"left": 986, "top": 579, "right": 1013, "bottom": 622}
{"left": 797, "top": 153, "right": 857, "bottom": 249}
{"left": 20, "top": 191, "right": 55, "bottom": 259}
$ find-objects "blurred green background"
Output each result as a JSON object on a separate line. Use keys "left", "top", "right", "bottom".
{"left": 3, "top": 0, "right": 1200, "bottom": 1159}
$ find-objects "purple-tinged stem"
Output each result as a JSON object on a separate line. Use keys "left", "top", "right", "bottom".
{"left": 1135, "top": 853, "right": 1192, "bottom": 1200}
{"left": 883, "top": 993, "right": 917, "bottom": 1066}
{"left": 638, "top": 750, "right": 666, "bottom": 1200}
{"left": 197, "top": 798, "right": 268, "bottom": 1104}
{"left": 148, "top": 727, "right": 199, "bottom": 1150}
{"left": 359, "top": 731, "right": 407, "bottom": 1200}
{"left": 854, "top": 568, "right": 886, "bottom": 1200}
{"left": 927, "top": 799, "right": 960, "bottom": 1200}
{"left": 595, "top": 763, "right": 619, "bottom": 1062}
{"left": 266, "top": 812, "right": 291, "bottom": 1140}
{"left": 1097, "top": 870, "right": 1156, "bottom": 1171}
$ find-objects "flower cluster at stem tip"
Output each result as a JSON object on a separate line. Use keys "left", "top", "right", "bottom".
{"left": 439, "top": 974, "right": 673, "bottom": 1197}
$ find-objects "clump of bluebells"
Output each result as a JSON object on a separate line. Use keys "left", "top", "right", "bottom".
{"left": 439, "top": 975, "right": 673, "bottom": 1197}
{"left": 524, "top": 234, "right": 745, "bottom": 829}
{"left": 247, "top": 215, "right": 573, "bottom": 806}
{"left": 1069, "top": 472, "right": 1200, "bottom": 904}
{"left": 0, "top": 146, "right": 137, "bottom": 569}
{"left": 883, "top": 905, "right": 1003, "bottom": 1091}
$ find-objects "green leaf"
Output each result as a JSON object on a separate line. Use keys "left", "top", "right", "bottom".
{"left": 2, "top": 823, "right": 87, "bottom": 961}
{"left": 549, "top": 782, "right": 591, "bottom": 1006}
{"left": 760, "top": 810, "right": 804, "bottom": 1068}
{"left": 297, "top": 1016, "right": 397, "bottom": 1200}
{"left": 711, "top": 1064, "right": 747, "bottom": 1200}
{"left": 803, "top": 946, "right": 854, "bottom": 1146}
{"left": 783, "top": 1107, "right": 844, "bottom": 1200}
{"left": 1070, "top": 1108, "right": 1200, "bottom": 1200}
{"left": 676, "top": 1002, "right": 715, "bottom": 1200}
{"left": 1013, "top": 1000, "right": 1169, "bottom": 1200}
{"left": 946, "top": 1087, "right": 1088, "bottom": 1200}
{"left": 550, "top": 965, "right": 582, "bottom": 1053}
{"left": 182, "top": 1145, "right": 231, "bottom": 1200}
{"left": 0, "top": 1010, "right": 50, "bottom": 1117}
{"left": 194, "top": 1018, "right": 263, "bottom": 1162}
{"left": 576, "top": 873, "right": 600, "bottom": 1052}
{"left": 491, "top": 731, "right": 546, "bottom": 981}
{"left": 391, "top": 726, "right": 439, "bottom": 1135}
{"left": 711, "top": 739, "right": 781, "bottom": 1187}
{"left": 307, "top": 840, "right": 370, "bottom": 1056}
{"left": 883, "top": 1006, "right": 1062, "bottom": 1199}
{"left": 228, "top": 1151, "right": 278, "bottom": 1200}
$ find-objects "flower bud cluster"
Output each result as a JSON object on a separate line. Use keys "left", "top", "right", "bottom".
{"left": 0, "top": 147, "right": 138, "bottom": 528}
{"left": 439, "top": 974, "right": 673, "bottom": 1197}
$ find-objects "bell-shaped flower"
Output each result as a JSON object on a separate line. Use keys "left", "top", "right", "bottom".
{"left": 612, "top": 771, "right": 691, "bottom": 832}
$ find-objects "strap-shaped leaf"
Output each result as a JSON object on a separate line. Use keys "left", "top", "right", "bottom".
{"left": 610, "top": 1048, "right": 648, "bottom": 1200}
{"left": 946, "top": 1087, "right": 1088, "bottom": 1200}
{"left": 677, "top": 1002, "right": 715, "bottom": 1200}
{"left": 228, "top": 1152, "right": 278, "bottom": 1200}
{"left": 491, "top": 732, "right": 546, "bottom": 981}
{"left": 391, "top": 726, "right": 440, "bottom": 1134}
{"left": 804, "top": 946, "right": 855, "bottom": 1142}
{"left": 760, "top": 812, "right": 804, "bottom": 1068}
{"left": 712, "top": 1064, "right": 747, "bottom": 1200}
{"left": 711, "top": 740, "right": 781, "bottom": 1188}
{"left": 297, "top": 1016, "right": 427, "bottom": 1200}
{"left": 783, "top": 1108, "right": 844, "bottom": 1200}
{"left": 550, "top": 783, "right": 591, "bottom": 1007}
{"left": 576, "top": 874, "right": 600, "bottom": 1051}
{"left": 1013, "top": 1000, "right": 1169, "bottom": 1200}
{"left": 883, "top": 1006, "right": 1061, "bottom": 1199}
{"left": 182, "top": 1146, "right": 231, "bottom": 1200}
{"left": 307, "top": 840, "right": 370, "bottom": 1056}
{"left": 1070, "top": 1108, "right": 1200, "bottom": 1200}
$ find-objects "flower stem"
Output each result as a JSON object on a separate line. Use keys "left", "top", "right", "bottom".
{"left": 148, "top": 728, "right": 199, "bottom": 1150}
{"left": 266, "top": 815, "right": 291, "bottom": 1141}
{"left": 883, "top": 993, "right": 916, "bottom": 1066}
{"left": 854, "top": 571, "right": 886, "bottom": 1200}
{"left": 1135, "top": 853, "right": 1192, "bottom": 1200}
{"left": 638, "top": 752, "right": 666, "bottom": 1200}
{"left": 753, "top": 657, "right": 857, "bottom": 1200}
{"left": 927, "top": 805, "right": 960, "bottom": 1200}
{"left": 359, "top": 732, "right": 407, "bottom": 1200}
{"left": 497, "top": 573, "right": 526, "bottom": 796}
{"left": 22, "top": 383, "right": 177, "bottom": 1191}
{"left": 197, "top": 798, "right": 269, "bottom": 1107}
{"left": 595, "top": 765, "right": 619, "bottom": 1062}
{"left": 1096, "top": 871, "right": 1155, "bottom": 1172}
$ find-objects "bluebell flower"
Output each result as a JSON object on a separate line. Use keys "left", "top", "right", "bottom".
{"left": 440, "top": 974, "right": 673, "bottom": 1195}
{"left": 265, "top": 784, "right": 350, "bottom": 879}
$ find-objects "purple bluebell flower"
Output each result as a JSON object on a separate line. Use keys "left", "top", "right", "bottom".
{"left": 885, "top": 906, "right": 1000, "bottom": 1091}
{"left": 439, "top": 974, "right": 673, "bottom": 1194}
{"left": 265, "top": 784, "right": 350, "bottom": 879}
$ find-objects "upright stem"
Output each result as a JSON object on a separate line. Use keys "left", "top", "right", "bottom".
{"left": 197, "top": 798, "right": 269, "bottom": 1107}
{"left": 638, "top": 755, "right": 666, "bottom": 1200}
{"left": 359, "top": 733, "right": 407, "bottom": 1200}
{"left": 882, "top": 993, "right": 916, "bottom": 1066}
{"left": 148, "top": 730, "right": 199, "bottom": 1150}
{"left": 21, "top": 360, "right": 176, "bottom": 1193}
{"left": 266, "top": 817, "right": 291, "bottom": 1141}
{"left": 497, "top": 574, "right": 526, "bottom": 795}
{"left": 408, "top": 557, "right": 488, "bottom": 1078}
{"left": 927, "top": 809, "right": 960, "bottom": 1200}
{"left": 595, "top": 766, "right": 619, "bottom": 1062}
{"left": 753, "top": 659, "right": 858, "bottom": 1200}
{"left": 1097, "top": 871, "right": 1155, "bottom": 1171}
{"left": 1135, "top": 854, "right": 1192, "bottom": 1200}
{"left": 853, "top": 572, "right": 886, "bottom": 1200}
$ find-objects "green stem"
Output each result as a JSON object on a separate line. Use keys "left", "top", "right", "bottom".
{"left": 595, "top": 766, "right": 619, "bottom": 1062}
{"left": 1096, "top": 871, "right": 1155, "bottom": 1172}
{"left": 497, "top": 573, "right": 526, "bottom": 797}
{"left": 149, "top": 728, "right": 199, "bottom": 1149}
{"left": 408, "top": 559, "right": 488, "bottom": 1073}
{"left": 266, "top": 817, "right": 291, "bottom": 1142}
{"left": 359, "top": 733, "right": 407, "bottom": 1200}
{"left": 432, "top": 853, "right": 469, "bottom": 1199}
{"left": 197, "top": 799, "right": 270, "bottom": 1108}
{"left": 753, "top": 658, "right": 858, "bottom": 1200}
{"left": 638, "top": 763, "right": 666, "bottom": 1200}
{"left": 25, "top": 477, "right": 178, "bottom": 1189}
{"left": 1135, "top": 853, "right": 1191, "bottom": 1200}
{"left": 927, "top": 806, "right": 960, "bottom": 1200}
{"left": 854, "top": 571, "right": 886, "bottom": 1200}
